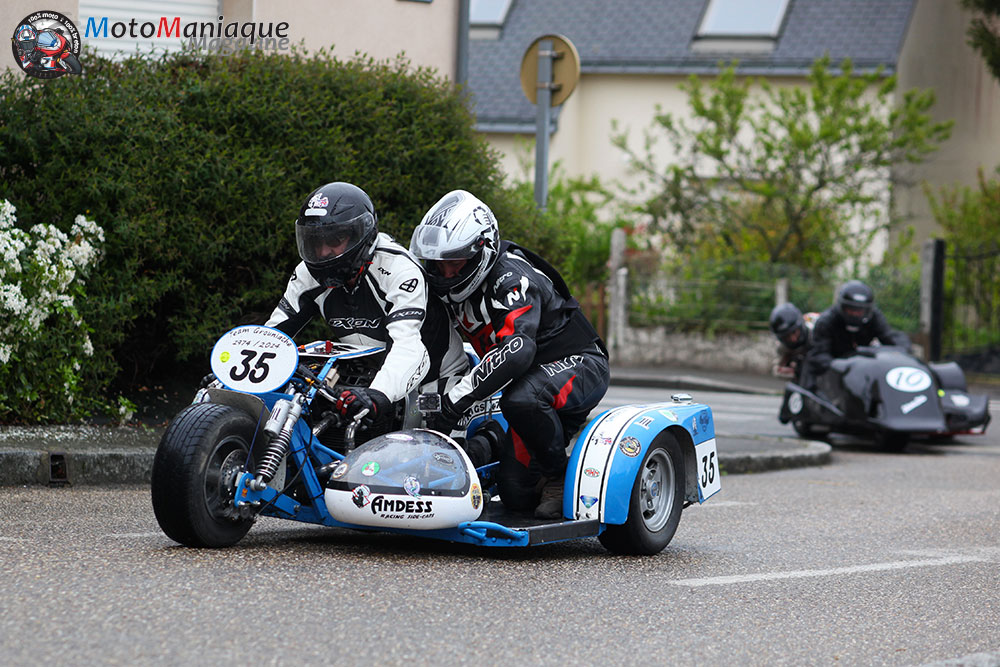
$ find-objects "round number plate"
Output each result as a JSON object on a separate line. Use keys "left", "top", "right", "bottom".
{"left": 211, "top": 325, "right": 299, "bottom": 394}
{"left": 885, "top": 366, "right": 932, "bottom": 393}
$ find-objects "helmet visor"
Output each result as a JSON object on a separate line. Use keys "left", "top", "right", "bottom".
{"left": 410, "top": 224, "right": 484, "bottom": 261}
{"left": 296, "top": 212, "right": 375, "bottom": 266}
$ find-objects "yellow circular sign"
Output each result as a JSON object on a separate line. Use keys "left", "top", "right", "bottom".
{"left": 220, "top": 351, "right": 230, "bottom": 363}
{"left": 519, "top": 34, "right": 580, "bottom": 107}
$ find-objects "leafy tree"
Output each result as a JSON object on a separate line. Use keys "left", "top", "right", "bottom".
{"left": 612, "top": 56, "right": 952, "bottom": 273}
{"left": 963, "top": 0, "right": 1000, "bottom": 83}
{"left": 926, "top": 168, "right": 1000, "bottom": 345}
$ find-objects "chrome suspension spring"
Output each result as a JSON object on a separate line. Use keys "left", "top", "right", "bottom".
{"left": 256, "top": 428, "right": 292, "bottom": 484}
{"left": 252, "top": 395, "right": 304, "bottom": 489}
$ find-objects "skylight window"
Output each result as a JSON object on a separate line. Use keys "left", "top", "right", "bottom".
{"left": 470, "top": 0, "right": 513, "bottom": 27}
{"left": 697, "top": 0, "right": 791, "bottom": 37}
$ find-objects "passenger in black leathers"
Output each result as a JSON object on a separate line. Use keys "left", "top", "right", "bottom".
{"left": 802, "top": 280, "right": 910, "bottom": 390}
{"left": 409, "top": 190, "right": 610, "bottom": 519}
{"left": 768, "top": 302, "right": 812, "bottom": 382}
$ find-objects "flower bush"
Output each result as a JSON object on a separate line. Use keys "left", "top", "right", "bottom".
{"left": 0, "top": 200, "right": 110, "bottom": 423}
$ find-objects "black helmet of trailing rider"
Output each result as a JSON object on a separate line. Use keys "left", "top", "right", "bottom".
{"left": 769, "top": 302, "right": 808, "bottom": 349}
{"left": 295, "top": 182, "right": 378, "bottom": 289}
{"left": 409, "top": 190, "right": 500, "bottom": 303}
{"left": 836, "top": 280, "right": 875, "bottom": 331}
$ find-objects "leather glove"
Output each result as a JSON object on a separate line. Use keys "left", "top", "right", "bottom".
{"left": 425, "top": 393, "right": 463, "bottom": 433}
{"left": 335, "top": 387, "right": 390, "bottom": 424}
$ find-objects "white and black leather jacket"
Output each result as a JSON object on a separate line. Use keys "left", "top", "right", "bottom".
{"left": 266, "top": 233, "right": 466, "bottom": 403}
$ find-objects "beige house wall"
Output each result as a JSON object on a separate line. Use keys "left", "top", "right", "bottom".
{"left": 248, "top": 0, "right": 458, "bottom": 78}
{"left": 895, "top": 0, "right": 1000, "bottom": 246}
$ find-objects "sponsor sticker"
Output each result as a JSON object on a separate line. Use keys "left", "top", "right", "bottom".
{"left": 618, "top": 436, "right": 641, "bottom": 458}
{"left": 433, "top": 452, "right": 455, "bottom": 466}
{"left": 580, "top": 495, "right": 598, "bottom": 508}
{"left": 351, "top": 485, "right": 372, "bottom": 508}
{"left": 471, "top": 484, "right": 482, "bottom": 510}
{"left": 901, "top": 394, "right": 928, "bottom": 414}
{"left": 403, "top": 476, "right": 421, "bottom": 498}
{"left": 634, "top": 416, "right": 654, "bottom": 430}
{"left": 583, "top": 467, "right": 600, "bottom": 478}
{"left": 331, "top": 463, "right": 349, "bottom": 479}
{"left": 950, "top": 393, "right": 970, "bottom": 407}
{"left": 362, "top": 461, "right": 380, "bottom": 477}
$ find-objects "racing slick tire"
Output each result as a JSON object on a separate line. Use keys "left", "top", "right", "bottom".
{"left": 792, "top": 420, "right": 825, "bottom": 439}
{"left": 598, "top": 432, "right": 684, "bottom": 555}
{"left": 876, "top": 431, "right": 910, "bottom": 452}
{"left": 151, "top": 403, "right": 258, "bottom": 548}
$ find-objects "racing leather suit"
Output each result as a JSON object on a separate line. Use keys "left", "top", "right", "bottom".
{"left": 443, "top": 242, "right": 610, "bottom": 507}
{"left": 802, "top": 306, "right": 911, "bottom": 390}
{"left": 265, "top": 233, "right": 468, "bottom": 403}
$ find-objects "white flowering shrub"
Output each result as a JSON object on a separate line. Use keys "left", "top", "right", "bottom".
{"left": 0, "top": 200, "right": 107, "bottom": 422}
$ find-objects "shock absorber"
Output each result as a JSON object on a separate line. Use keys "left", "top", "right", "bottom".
{"left": 251, "top": 394, "right": 304, "bottom": 490}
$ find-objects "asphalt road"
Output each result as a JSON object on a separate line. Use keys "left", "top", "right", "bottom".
{"left": 2, "top": 389, "right": 998, "bottom": 666}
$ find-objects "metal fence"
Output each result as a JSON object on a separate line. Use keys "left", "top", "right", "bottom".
{"left": 625, "top": 259, "right": 921, "bottom": 336}
{"left": 941, "top": 244, "right": 1000, "bottom": 373}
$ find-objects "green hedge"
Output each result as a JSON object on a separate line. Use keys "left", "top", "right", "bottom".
{"left": 0, "top": 47, "right": 547, "bottom": 404}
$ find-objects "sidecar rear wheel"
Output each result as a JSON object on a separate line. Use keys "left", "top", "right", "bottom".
{"left": 151, "top": 403, "right": 259, "bottom": 548}
{"left": 598, "top": 432, "right": 684, "bottom": 556}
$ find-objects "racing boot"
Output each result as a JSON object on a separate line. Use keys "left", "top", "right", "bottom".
{"left": 460, "top": 420, "right": 506, "bottom": 468}
{"left": 534, "top": 476, "right": 564, "bottom": 520}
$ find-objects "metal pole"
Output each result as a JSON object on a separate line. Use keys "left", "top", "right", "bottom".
{"left": 534, "top": 39, "right": 553, "bottom": 210}
{"left": 930, "top": 238, "right": 945, "bottom": 361}
{"left": 456, "top": 0, "right": 469, "bottom": 89}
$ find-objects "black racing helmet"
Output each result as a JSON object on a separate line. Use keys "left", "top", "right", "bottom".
{"left": 769, "top": 303, "right": 808, "bottom": 349}
{"left": 836, "top": 280, "right": 875, "bottom": 329}
{"left": 295, "top": 182, "right": 378, "bottom": 289}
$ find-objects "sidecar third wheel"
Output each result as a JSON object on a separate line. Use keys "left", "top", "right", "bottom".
{"left": 598, "top": 433, "right": 684, "bottom": 556}
{"left": 151, "top": 403, "right": 258, "bottom": 548}
{"left": 793, "top": 420, "right": 820, "bottom": 439}
{"left": 876, "top": 431, "right": 910, "bottom": 452}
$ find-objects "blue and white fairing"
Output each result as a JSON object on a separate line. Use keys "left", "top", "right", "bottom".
{"left": 565, "top": 400, "right": 722, "bottom": 523}
{"left": 324, "top": 429, "right": 485, "bottom": 530}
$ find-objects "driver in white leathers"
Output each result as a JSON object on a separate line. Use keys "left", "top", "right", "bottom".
{"left": 264, "top": 182, "right": 468, "bottom": 425}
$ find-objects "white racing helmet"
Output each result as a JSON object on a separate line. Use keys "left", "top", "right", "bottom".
{"left": 409, "top": 190, "right": 500, "bottom": 303}
{"left": 324, "top": 429, "right": 485, "bottom": 530}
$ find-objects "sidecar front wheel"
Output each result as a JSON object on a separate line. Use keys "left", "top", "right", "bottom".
{"left": 151, "top": 403, "right": 259, "bottom": 548}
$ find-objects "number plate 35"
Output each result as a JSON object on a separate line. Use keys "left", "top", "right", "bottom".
{"left": 694, "top": 438, "right": 722, "bottom": 502}
{"left": 211, "top": 325, "right": 299, "bottom": 394}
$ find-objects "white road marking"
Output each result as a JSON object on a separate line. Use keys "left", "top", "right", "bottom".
{"left": 0, "top": 536, "right": 24, "bottom": 542}
{"left": 694, "top": 500, "right": 754, "bottom": 507}
{"left": 918, "top": 650, "right": 1000, "bottom": 666}
{"left": 106, "top": 532, "right": 164, "bottom": 538}
{"left": 670, "top": 553, "right": 989, "bottom": 587}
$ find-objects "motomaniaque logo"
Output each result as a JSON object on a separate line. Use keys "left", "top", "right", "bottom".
{"left": 11, "top": 10, "right": 82, "bottom": 79}
{"left": 84, "top": 15, "right": 290, "bottom": 54}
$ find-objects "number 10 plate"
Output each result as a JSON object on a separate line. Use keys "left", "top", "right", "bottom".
{"left": 211, "top": 325, "right": 299, "bottom": 394}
